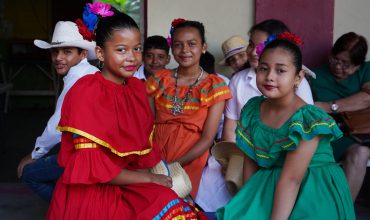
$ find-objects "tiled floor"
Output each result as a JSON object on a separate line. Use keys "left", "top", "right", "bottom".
{"left": 0, "top": 108, "right": 369, "bottom": 219}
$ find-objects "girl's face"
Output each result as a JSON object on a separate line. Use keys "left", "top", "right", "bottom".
{"left": 96, "top": 28, "right": 142, "bottom": 84}
{"left": 256, "top": 48, "right": 303, "bottom": 99}
{"left": 246, "top": 30, "right": 269, "bottom": 69}
{"left": 171, "top": 27, "right": 206, "bottom": 69}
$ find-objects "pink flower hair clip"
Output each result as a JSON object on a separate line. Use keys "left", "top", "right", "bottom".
{"left": 76, "top": 2, "right": 115, "bottom": 41}
{"left": 87, "top": 2, "right": 115, "bottom": 17}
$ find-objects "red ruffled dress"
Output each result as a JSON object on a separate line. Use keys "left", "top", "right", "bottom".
{"left": 46, "top": 72, "right": 206, "bottom": 220}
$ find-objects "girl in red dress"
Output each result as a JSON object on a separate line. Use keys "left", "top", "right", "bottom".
{"left": 46, "top": 3, "right": 205, "bottom": 220}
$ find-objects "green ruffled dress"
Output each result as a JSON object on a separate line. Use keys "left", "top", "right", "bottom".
{"left": 216, "top": 96, "right": 355, "bottom": 220}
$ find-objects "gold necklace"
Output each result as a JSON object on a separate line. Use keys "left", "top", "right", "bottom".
{"left": 170, "top": 67, "right": 204, "bottom": 116}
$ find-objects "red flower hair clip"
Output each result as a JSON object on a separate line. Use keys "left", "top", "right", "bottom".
{"left": 277, "top": 32, "right": 304, "bottom": 45}
{"left": 167, "top": 18, "right": 187, "bottom": 47}
{"left": 75, "top": 19, "right": 96, "bottom": 42}
{"left": 171, "top": 18, "right": 186, "bottom": 29}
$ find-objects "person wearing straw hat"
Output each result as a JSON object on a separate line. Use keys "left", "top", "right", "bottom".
{"left": 218, "top": 35, "right": 249, "bottom": 74}
{"left": 17, "top": 21, "right": 98, "bottom": 202}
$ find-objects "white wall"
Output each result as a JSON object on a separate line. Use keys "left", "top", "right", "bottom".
{"left": 147, "top": 0, "right": 370, "bottom": 75}
{"left": 334, "top": 0, "right": 370, "bottom": 61}
{"left": 147, "top": 0, "right": 254, "bottom": 75}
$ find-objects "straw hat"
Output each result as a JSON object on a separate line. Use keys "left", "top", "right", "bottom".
{"left": 150, "top": 160, "right": 192, "bottom": 198}
{"left": 218, "top": 35, "right": 248, "bottom": 66}
{"left": 34, "top": 21, "right": 96, "bottom": 60}
{"left": 211, "top": 141, "right": 244, "bottom": 195}
{"left": 302, "top": 65, "right": 316, "bottom": 79}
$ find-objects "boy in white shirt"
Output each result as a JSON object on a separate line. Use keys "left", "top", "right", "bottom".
{"left": 17, "top": 21, "right": 98, "bottom": 201}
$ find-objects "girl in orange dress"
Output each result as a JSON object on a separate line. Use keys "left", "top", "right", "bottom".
{"left": 146, "top": 19, "right": 231, "bottom": 197}
{"left": 46, "top": 4, "right": 205, "bottom": 220}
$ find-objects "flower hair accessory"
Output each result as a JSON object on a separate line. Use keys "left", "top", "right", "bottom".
{"left": 76, "top": 2, "right": 115, "bottom": 42}
{"left": 256, "top": 32, "right": 304, "bottom": 57}
{"left": 167, "top": 18, "right": 186, "bottom": 47}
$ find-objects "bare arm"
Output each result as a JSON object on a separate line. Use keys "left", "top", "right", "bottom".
{"left": 177, "top": 101, "right": 225, "bottom": 166}
{"left": 270, "top": 136, "right": 320, "bottom": 220}
{"left": 315, "top": 82, "right": 370, "bottom": 112}
{"left": 222, "top": 116, "right": 237, "bottom": 142}
{"left": 109, "top": 168, "right": 172, "bottom": 188}
{"left": 148, "top": 95, "right": 155, "bottom": 115}
{"left": 242, "top": 154, "right": 259, "bottom": 184}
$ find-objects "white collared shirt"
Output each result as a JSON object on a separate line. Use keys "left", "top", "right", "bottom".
{"left": 31, "top": 58, "right": 99, "bottom": 159}
{"left": 133, "top": 65, "right": 146, "bottom": 80}
{"left": 224, "top": 67, "right": 313, "bottom": 121}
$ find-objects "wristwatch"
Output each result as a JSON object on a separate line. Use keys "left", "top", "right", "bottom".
{"left": 330, "top": 101, "right": 339, "bottom": 113}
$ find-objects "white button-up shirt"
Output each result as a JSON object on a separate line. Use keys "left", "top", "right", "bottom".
{"left": 225, "top": 67, "right": 313, "bottom": 121}
{"left": 31, "top": 58, "right": 99, "bottom": 159}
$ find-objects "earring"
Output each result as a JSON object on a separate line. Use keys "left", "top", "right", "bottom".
{"left": 98, "top": 60, "right": 104, "bottom": 69}
{"left": 294, "top": 84, "right": 298, "bottom": 90}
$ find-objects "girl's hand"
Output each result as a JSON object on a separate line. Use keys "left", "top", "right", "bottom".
{"left": 151, "top": 173, "right": 173, "bottom": 188}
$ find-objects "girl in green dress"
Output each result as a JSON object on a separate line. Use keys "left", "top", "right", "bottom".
{"left": 217, "top": 36, "right": 355, "bottom": 219}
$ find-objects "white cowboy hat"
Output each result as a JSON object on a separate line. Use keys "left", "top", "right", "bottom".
{"left": 150, "top": 160, "right": 192, "bottom": 198}
{"left": 34, "top": 21, "right": 96, "bottom": 60}
{"left": 218, "top": 35, "right": 248, "bottom": 66}
{"left": 211, "top": 141, "right": 244, "bottom": 196}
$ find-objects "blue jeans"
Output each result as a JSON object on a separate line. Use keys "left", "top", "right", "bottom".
{"left": 21, "top": 155, "right": 64, "bottom": 202}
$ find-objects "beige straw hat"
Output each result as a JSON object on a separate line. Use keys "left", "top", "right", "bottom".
{"left": 218, "top": 35, "right": 248, "bottom": 66}
{"left": 150, "top": 160, "right": 192, "bottom": 198}
{"left": 211, "top": 141, "right": 244, "bottom": 195}
{"left": 34, "top": 21, "right": 96, "bottom": 60}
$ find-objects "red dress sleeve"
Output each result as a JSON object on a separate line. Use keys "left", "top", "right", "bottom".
{"left": 58, "top": 133, "right": 122, "bottom": 184}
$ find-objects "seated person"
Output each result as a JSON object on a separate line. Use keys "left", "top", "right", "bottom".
{"left": 134, "top": 35, "right": 170, "bottom": 80}
{"left": 218, "top": 35, "right": 249, "bottom": 74}
{"left": 222, "top": 19, "right": 313, "bottom": 143}
{"left": 17, "top": 21, "right": 98, "bottom": 202}
{"left": 311, "top": 32, "right": 370, "bottom": 201}
{"left": 197, "top": 51, "right": 232, "bottom": 212}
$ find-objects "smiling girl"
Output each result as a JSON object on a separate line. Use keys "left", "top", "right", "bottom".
{"left": 46, "top": 3, "right": 203, "bottom": 220}
{"left": 146, "top": 19, "right": 231, "bottom": 198}
{"left": 217, "top": 37, "right": 355, "bottom": 220}
{"left": 222, "top": 19, "right": 313, "bottom": 143}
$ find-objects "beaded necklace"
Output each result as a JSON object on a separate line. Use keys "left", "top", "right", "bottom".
{"left": 170, "top": 67, "right": 204, "bottom": 116}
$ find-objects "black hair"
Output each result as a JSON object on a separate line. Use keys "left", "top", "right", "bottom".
{"left": 260, "top": 39, "right": 302, "bottom": 74}
{"left": 95, "top": 8, "right": 139, "bottom": 47}
{"left": 144, "top": 35, "right": 169, "bottom": 54}
{"left": 171, "top": 20, "right": 206, "bottom": 44}
{"left": 332, "top": 32, "right": 368, "bottom": 66}
{"left": 249, "top": 19, "right": 290, "bottom": 36}
{"left": 200, "top": 51, "right": 216, "bottom": 74}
